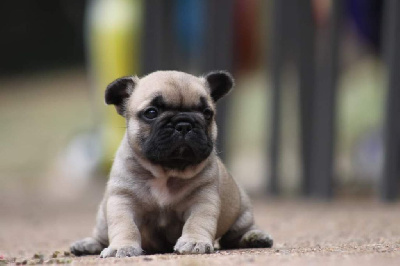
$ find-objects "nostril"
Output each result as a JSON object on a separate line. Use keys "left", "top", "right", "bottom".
{"left": 175, "top": 122, "right": 192, "bottom": 134}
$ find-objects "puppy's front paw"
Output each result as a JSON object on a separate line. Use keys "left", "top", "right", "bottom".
{"left": 116, "top": 246, "right": 142, "bottom": 258}
{"left": 100, "top": 246, "right": 142, "bottom": 258}
{"left": 174, "top": 236, "right": 214, "bottom": 254}
{"left": 240, "top": 229, "right": 273, "bottom": 248}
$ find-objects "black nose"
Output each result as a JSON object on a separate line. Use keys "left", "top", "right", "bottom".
{"left": 175, "top": 122, "right": 192, "bottom": 135}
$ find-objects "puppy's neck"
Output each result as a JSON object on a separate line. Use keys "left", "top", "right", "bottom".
{"left": 134, "top": 153, "right": 211, "bottom": 180}
{"left": 118, "top": 134, "right": 213, "bottom": 180}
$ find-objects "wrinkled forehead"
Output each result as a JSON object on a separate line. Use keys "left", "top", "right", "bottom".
{"left": 130, "top": 72, "right": 212, "bottom": 110}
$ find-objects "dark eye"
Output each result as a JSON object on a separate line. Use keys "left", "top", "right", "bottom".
{"left": 143, "top": 107, "right": 159, "bottom": 120}
{"left": 203, "top": 108, "right": 213, "bottom": 120}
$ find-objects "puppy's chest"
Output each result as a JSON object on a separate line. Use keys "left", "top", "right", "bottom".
{"left": 147, "top": 177, "right": 191, "bottom": 206}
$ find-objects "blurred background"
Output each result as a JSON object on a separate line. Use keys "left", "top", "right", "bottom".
{"left": 0, "top": 0, "right": 399, "bottom": 203}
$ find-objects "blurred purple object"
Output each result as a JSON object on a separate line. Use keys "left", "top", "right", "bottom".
{"left": 347, "top": 0, "right": 383, "bottom": 52}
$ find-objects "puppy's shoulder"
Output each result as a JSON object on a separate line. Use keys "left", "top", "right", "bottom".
{"left": 215, "top": 157, "right": 231, "bottom": 181}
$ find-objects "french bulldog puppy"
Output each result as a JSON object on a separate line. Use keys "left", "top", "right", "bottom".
{"left": 70, "top": 71, "right": 273, "bottom": 258}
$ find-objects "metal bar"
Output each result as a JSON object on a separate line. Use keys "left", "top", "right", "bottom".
{"left": 142, "top": 0, "right": 176, "bottom": 73}
{"left": 268, "top": 0, "right": 285, "bottom": 195}
{"left": 142, "top": 0, "right": 162, "bottom": 74}
{"left": 381, "top": 0, "right": 400, "bottom": 201}
{"left": 295, "top": 0, "right": 316, "bottom": 196}
{"left": 309, "top": 0, "right": 343, "bottom": 199}
{"left": 203, "top": 0, "right": 234, "bottom": 160}
{"left": 160, "top": 0, "right": 176, "bottom": 70}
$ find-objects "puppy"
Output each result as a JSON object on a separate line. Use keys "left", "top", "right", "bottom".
{"left": 70, "top": 71, "right": 273, "bottom": 257}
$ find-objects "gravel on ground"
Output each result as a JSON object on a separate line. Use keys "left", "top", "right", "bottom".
{"left": 1, "top": 185, "right": 399, "bottom": 265}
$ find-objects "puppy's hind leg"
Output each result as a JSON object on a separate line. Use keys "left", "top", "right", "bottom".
{"left": 70, "top": 201, "right": 108, "bottom": 256}
{"left": 238, "top": 227, "right": 274, "bottom": 249}
{"left": 70, "top": 237, "right": 104, "bottom": 256}
{"left": 219, "top": 209, "right": 273, "bottom": 249}
{"left": 219, "top": 191, "right": 273, "bottom": 249}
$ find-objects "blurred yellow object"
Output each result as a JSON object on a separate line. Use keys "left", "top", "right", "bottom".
{"left": 86, "top": 0, "right": 142, "bottom": 171}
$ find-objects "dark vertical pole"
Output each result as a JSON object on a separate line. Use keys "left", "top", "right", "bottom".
{"left": 203, "top": 0, "right": 234, "bottom": 160}
{"left": 159, "top": 0, "right": 176, "bottom": 70}
{"left": 142, "top": 0, "right": 176, "bottom": 74}
{"left": 381, "top": 0, "right": 400, "bottom": 201}
{"left": 142, "top": 0, "right": 163, "bottom": 74}
{"left": 269, "top": 0, "right": 285, "bottom": 195}
{"left": 296, "top": 0, "right": 316, "bottom": 196}
{"left": 310, "top": 0, "right": 343, "bottom": 199}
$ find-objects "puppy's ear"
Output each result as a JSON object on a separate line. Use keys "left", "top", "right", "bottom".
{"left": 105, "top": 76, "right": 138, "bottom": 116}
{"left": 205, "top": 71, "right": 234, "bottom": 102}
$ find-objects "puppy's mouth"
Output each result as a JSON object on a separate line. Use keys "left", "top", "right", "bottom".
{"left": 169, "top": 143, "right": 195, "bottom": 158}
{"left": 144, "top": 137, "right": 209, "bottom": 170}
{"left": 158, "top": 143, "right": 197, "bottom": 167}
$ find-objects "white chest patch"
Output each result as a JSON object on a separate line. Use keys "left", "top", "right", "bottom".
{"left": 148, "top": 178, "right": 174, "bottom": 206}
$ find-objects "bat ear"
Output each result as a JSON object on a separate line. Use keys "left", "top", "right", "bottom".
{"left": 205, "top": 71, "right": 234, "bottom": 102}
{"left": 105, "top": 76, "right": 138, "bottom": 116}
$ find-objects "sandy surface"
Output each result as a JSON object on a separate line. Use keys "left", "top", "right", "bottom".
{"left": 1, "top": 184, "right": 399, "bottom": 265}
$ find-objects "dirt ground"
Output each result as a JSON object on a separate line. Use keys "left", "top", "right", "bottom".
{"left": 2, "top": 69, "right": 397, "bottom": 265}
{"left": 0, "top": 182, "right": 399, "bottom": 266}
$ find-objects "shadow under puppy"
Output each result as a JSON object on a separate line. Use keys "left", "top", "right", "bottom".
{"left": 70, "top": 71, "right": 273, "bottom": 257}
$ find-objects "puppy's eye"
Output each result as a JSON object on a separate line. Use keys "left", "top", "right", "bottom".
{"left": 143, "top": 107, "right": 159, "bottom": 120}
{"left": 203, "top": 108, "right": 213, "bottom": 120}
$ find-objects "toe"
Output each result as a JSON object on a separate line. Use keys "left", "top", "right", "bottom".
{"left": 205, "top": 243, "right": 213, "bottom": 253}
{"left": 177, "top": 242, "right": 196, "bottom": 254}
{"left": 100, "top": 247, "right": 117, "bottom": 258}
{"left": 115, "top": 246, "right": 142, "bottom": 258}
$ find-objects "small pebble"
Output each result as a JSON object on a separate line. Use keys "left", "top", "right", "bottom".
{"left": 143, "top": 257, "right": 153, "bottom": 261}
{"left": 52, "top": 251, "right": 61, "bottom": 258}
{"left": 33, "top": 253, "right": 45, "bottom": 260}
{"left": 63, "top": 251, "right": 71, "bottom": 257}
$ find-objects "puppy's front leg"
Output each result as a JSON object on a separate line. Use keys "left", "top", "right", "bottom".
{"left": 174, "top": 191, "right": 220, "bottom": 254}
{"left": 100, "top": 195, "right": 142, "bottom": 258}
